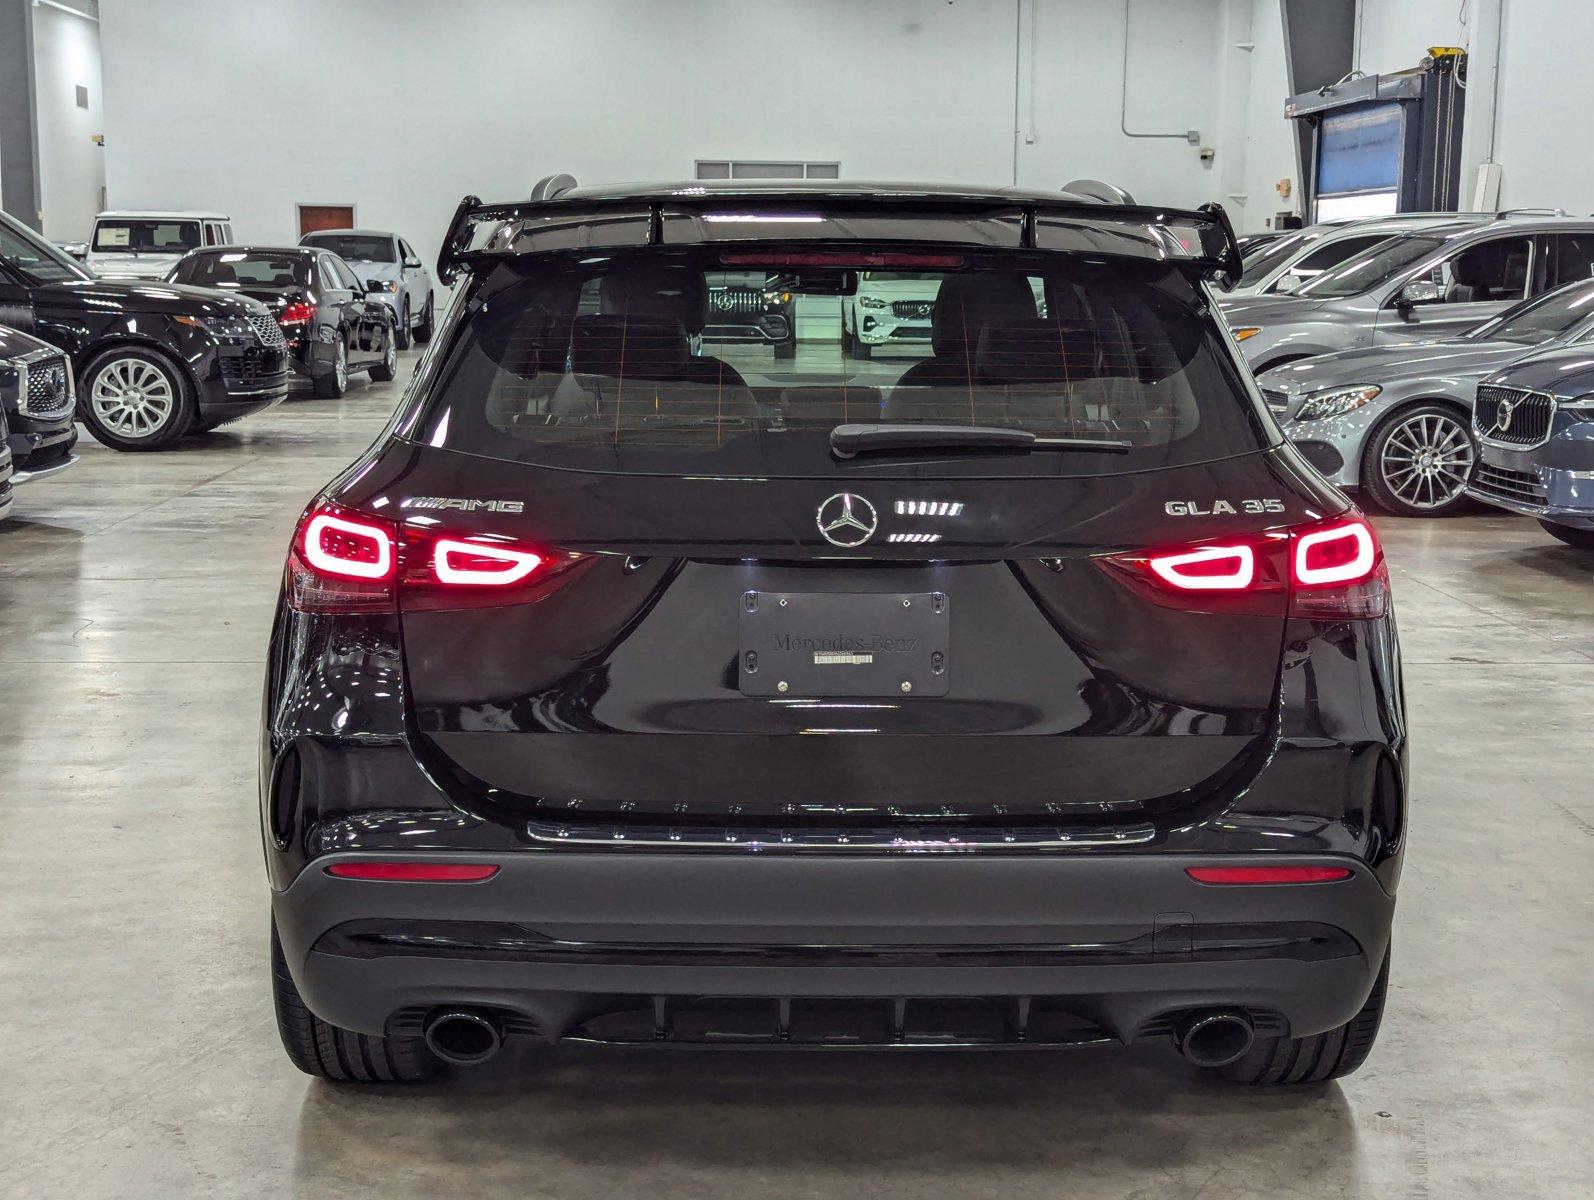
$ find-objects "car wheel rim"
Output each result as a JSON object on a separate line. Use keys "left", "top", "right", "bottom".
{"left": 1379, "top": 412, "right": 1474, "bottom": 510}
{"left": 335, "top": 343, "right": 347, "bottom": 389}
{"left": 386, "top": 335, "right": 396, "bottom": 371}
{"left": 90, "top": 357, "right": 175, "bottom": 438}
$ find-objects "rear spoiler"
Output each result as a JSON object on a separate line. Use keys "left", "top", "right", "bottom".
{"left": 436, "top": 190, "right": 1244, "bottom": 292}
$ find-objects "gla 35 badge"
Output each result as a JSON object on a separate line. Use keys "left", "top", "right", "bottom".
{"left": 1165, "top": 498, "right": 1287, "bottom": 517}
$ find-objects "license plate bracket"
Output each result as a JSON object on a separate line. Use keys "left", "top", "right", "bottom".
{"left": 738, "top": 591, "right": 949, "bottom": 698}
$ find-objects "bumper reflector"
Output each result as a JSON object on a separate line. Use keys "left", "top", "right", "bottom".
{"left": 1186, "top": 865, "right": 1352, "bottom": 885}
{"left": 325, "top": 862, "right": 499, "bottom": 883}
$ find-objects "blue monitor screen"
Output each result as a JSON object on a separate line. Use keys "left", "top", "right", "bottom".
{"left": 1317, "top": 102, "right": 1403, "bottom": 196}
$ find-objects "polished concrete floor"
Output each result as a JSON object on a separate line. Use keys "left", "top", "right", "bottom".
{"left": 2, "top": 352, "right": 1591, "bottom": 1198}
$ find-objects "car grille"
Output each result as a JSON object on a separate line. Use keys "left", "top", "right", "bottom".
{"left": 246, "top": 313, "right": 287, "bottom": 349}
{"left": 710, "top": 287, "right": 764, "bottom": 314}
{"left": 1475, "top": 384, "right": 1554, "bottom": 448}
{"left": 1470, "top": 462, "right": 1547, "bottom": 508}
{"left": 21, "top": 353, "right": 72, "bottom": 418}
{"left": 892, "top": 300, "right": 934, "bottom": 320}
{"left": 220, "top": 348, "right": 286, "bottom": 389}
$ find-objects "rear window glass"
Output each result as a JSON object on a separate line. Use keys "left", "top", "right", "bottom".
{"left": 93, "top": 220, "right": 201, "bottom": 253}
{"left": 171, "top": 251, "right": 309, "bottom": 288}
{"left": 302, "top": 234, "right": 395, "bottom": 263}
{"left": 412, "top": 248, "right": 1270, "bottom": 478}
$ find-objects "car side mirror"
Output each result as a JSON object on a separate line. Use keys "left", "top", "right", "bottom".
{"left": 1273, "top": 273, "right": 1302, "bottom": 295}
{"left": 61, "top": 242, "right": 88, "bottom": 260}
{"left": 1396, "top": 280, "right": 1442, "bottom": 309}
{"left": 403, "top": 256, "right": 422, "bottom": 269}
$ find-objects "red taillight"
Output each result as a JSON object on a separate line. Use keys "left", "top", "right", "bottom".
{"left": 287, "top": 504, "right": 398, "bottom": 613}
{"left": 1146, "top": 543, "right": 1257, "bottom": 591}
{"left": 432, "top": 538, "right": 545, "bottom": 586}
{"left": 1102, "top": 514, "right": 1387, "bottom": 619}
{"left": 325, "top": 861, "right": 499, "bottom": 882}
{"left": 1186, "top": 865, "right": 1353, "bottom": 885}
{"left": 285, "top": 501, "right": 582, "bottom": 614}
{"left": 279, "top": 302, "right": 316, "bottom": 326}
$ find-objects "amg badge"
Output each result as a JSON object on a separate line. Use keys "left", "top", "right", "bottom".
{"left": 401, "top": 497, "right": 525, "bottom": 513}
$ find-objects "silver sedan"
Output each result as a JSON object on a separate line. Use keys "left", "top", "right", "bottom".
{"left": 1257, "top": 277, "right": 1594, "bottom": 516}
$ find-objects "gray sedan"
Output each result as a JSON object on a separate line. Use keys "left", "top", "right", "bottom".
{"left": 299, "top": 229, "right": 434, "bottom": 350}
{"left": 1258, "top": 277, "right": 1594, "bottom": 516}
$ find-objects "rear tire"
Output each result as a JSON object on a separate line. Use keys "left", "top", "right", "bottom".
{"left": 1539, "top": 519, "right": 1594, "bottom": 550}
{"left": 413, "top": 294, "right": 434, "bottom": 345}
{"left": 1214, "top": 945, "right": 1390, "bottom": 1085}
{"left": 272, "top": 921, "right": 438, "bottom": 1083}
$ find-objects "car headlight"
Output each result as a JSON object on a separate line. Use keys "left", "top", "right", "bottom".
{"left": 1295, "top": 385, "right": 1383, "bottom": 422}
{"left": 1231, "top": 326, "right": 1262, "bottom": 342}
{"left": 175, "top": 313, "right": 252, "bottom": 338}
{"left": 368, "top": 280, "right": 399, "bottom": 293}
{"left": 859, "top": 296, "right": 889, "bottom": 310}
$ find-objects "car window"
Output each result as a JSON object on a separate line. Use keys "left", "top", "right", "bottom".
{"left": 1469, "top": 279, "right": 1594, "bottom": 345}
{"left": 173, "top": 251, "right": 309, "bottom": 289}
{"left": 203, "top": 223, "right": 221, "bottom": 247}
{"left": 1544, "top": 233, "right": 1594, "bottom": 288}
{"left": 1409, "top": 236, "right": 1532, "bottom": 305}
{"left": 0, "top": 214, "right": 93, "bottom": 283}
{"left": 1297, "top": 236, "right": 1447, "bottom": 298}
{"left": 93, "top": 220, "right": 202, "bottom": 254}
{"left": 302, "top": 233, "right": 397, "bottom": 264}
{"left": 1266, "top": 234, "right": 1387, "bottom": 293}
{"left": 337, "top": 258, "right": 364, "bottom": 291}
{"left": 412, "top": 249, "right": 1271, "bottom": 480}
{"left": 1235, "top": 230, "right": 1316, "bottom": 287}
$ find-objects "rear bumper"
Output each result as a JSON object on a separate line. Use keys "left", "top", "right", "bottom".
{"left": 273, "top": 850, "right": 1394, "bottom": 1045}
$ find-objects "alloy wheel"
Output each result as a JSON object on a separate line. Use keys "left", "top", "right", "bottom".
{"left": 1378, "top": 411, "right": 1475, "bottom": 511}
{"left": 385, "top": 331, "right": 397, "bottom": 372}
{"left": 335, "top": 341, "right": 348, "bottom": 391}
{"left": 91, "top": 357, "right": 176, "bottom": 438}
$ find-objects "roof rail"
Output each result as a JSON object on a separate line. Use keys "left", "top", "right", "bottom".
{"left": 1496, "top": 207, "right": 1566, "bottom": 218}
{"left": 1062, "top": 178, "right": 1137, "bottom": 205}
{"left": 530, "top": 173, "right": 578, "bottom": 202}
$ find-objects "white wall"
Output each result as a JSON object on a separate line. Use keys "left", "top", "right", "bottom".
{"left": 33, "top": 2, "right": 105, "bottom": 241}
{"left": 1239, "top": 0, "right": 1296, "bottom": 230}
{"left": 101, "top": 0, "right": 1239, "bottom": 272}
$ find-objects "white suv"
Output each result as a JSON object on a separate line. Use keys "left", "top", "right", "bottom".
{"left": 86, "top": 211, "right": 233, "bottom": 280}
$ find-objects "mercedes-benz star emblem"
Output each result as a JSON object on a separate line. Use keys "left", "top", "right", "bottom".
{"left": 1493, "top": 397, "right": 1516, "bottom": 434}
{"left": 816, "top": 493, "right": 878, "bottom": 548}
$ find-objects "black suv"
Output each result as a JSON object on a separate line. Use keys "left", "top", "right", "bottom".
{"left": 0, "top": 209, "right": 288, "bottom": 450}
{"left": 264, "top": 182, "right": 1405, "bottom": 1086}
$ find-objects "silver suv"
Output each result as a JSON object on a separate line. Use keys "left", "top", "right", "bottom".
{"left": 1225, "top": 214, "right": 1474, "bottom": 300}
{"left": 1223, "top": 216, "right": 1594, "bottom": 374}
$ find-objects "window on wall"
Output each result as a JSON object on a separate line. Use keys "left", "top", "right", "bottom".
{"left": 696, "top": 161, "right": 840, "bottom": 181}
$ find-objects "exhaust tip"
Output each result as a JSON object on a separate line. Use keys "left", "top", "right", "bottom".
{"left": 422, "top": 1009, "right": 502, "bottom": 1066}
{"left": 1175, "top": 1008, "right": 1255, "bottom": 1068}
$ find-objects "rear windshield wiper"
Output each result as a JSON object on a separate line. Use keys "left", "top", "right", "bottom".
{"left": 830, "top": 422, "right": 1133, "bottom": 459}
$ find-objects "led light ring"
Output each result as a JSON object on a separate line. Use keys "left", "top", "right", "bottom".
{"left": 1147, "top": 543, "right": 1255, "bottom": 591}
{"left": 304, "top": 512, "right": 392, "bottom": 580}
{"left": 1295, "top": 522, "right": 1375, "bottom": 586}
{"left": 433, "top": 538, "right": 544, "bottom": 586}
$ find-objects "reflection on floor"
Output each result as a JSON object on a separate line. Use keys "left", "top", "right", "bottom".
{"left": 1, "top": 350, "right": 1591, "bottom": 1199}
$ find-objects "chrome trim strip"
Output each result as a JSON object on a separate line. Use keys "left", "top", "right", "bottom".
{"left": 11, "top": 453, "right": 77, "bottom": 486}
{"left": 525, "top": 820, "right": 1158, "bottom": 852}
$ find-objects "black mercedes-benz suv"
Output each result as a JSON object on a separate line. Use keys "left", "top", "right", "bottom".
{"left": 264, "top": 181, "right": 1405, "bottom": 1086}
{"left": 1, "top": 209, "right": 288, "bottom": 450}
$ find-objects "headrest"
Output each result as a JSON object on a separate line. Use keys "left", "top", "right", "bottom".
{"left": 1449, "top": 248, "right": 1488, "bottom": 288}
{"left": 1503, "top": 252, "right": 1528, "bottom": 291}
{"left": 931, "top": 272, "right": 1038, "bottom": 357}
{"left": 599, "top": 266, "right": 709, "bottom": 335}
{"left": 569, "top": 314, "right": 689, "bottom": 379}
{"left": 976, "top": 318, "right": 1102, "bottom": 384}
